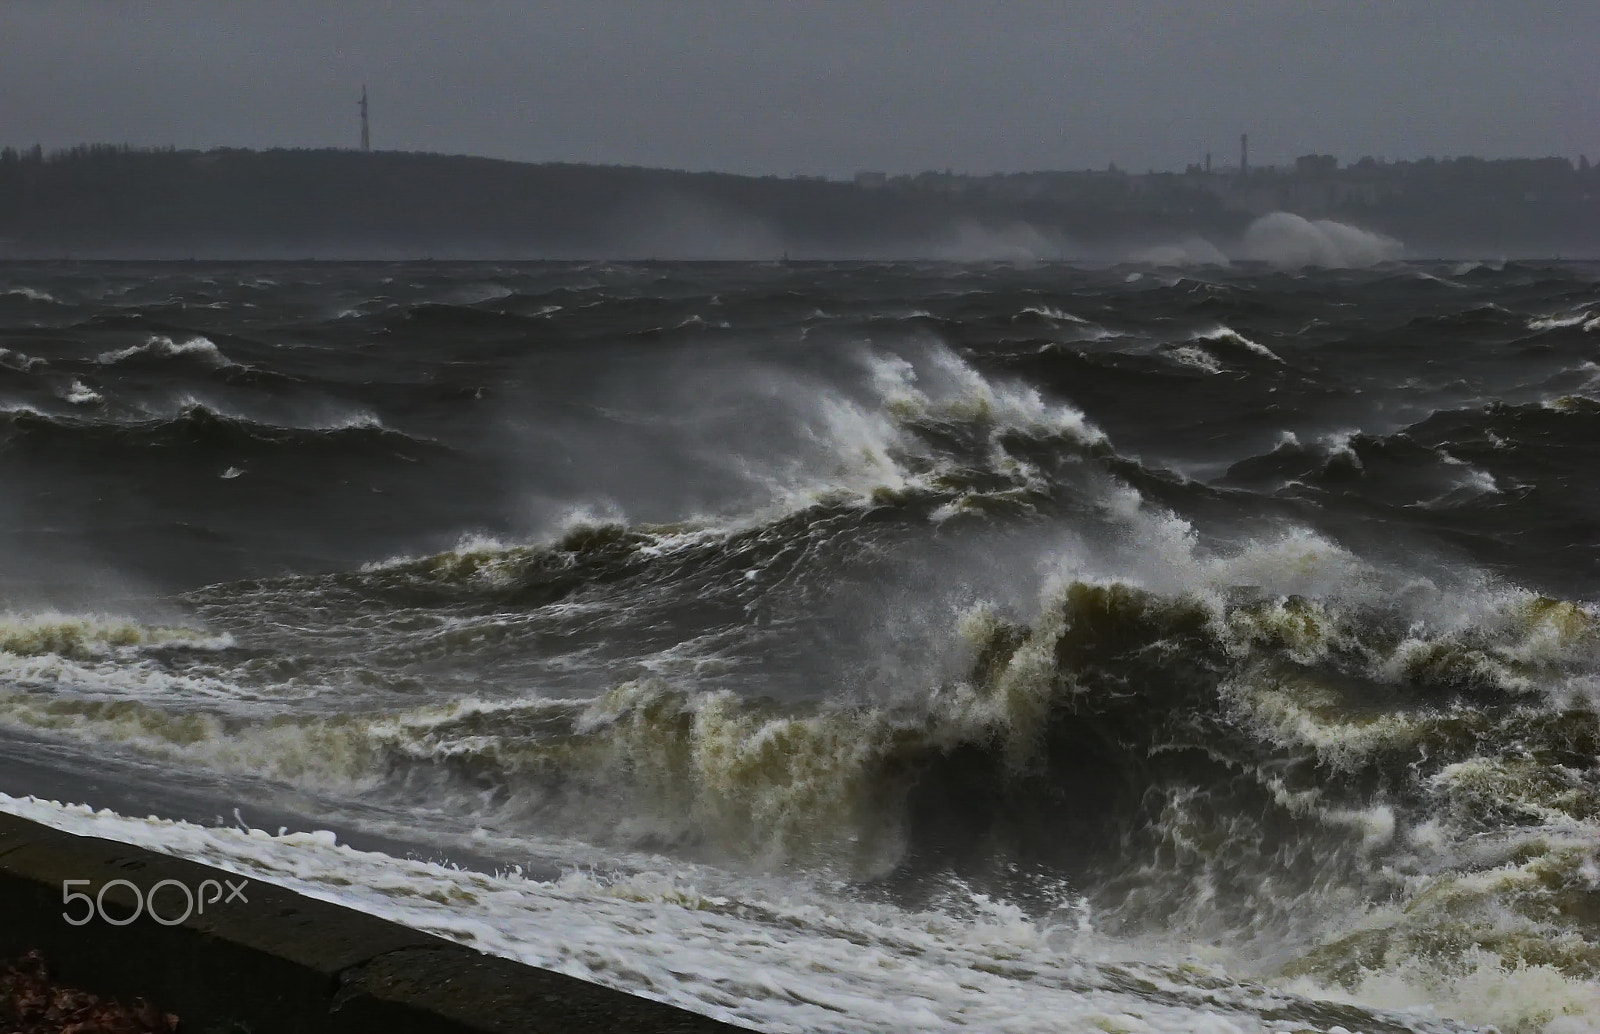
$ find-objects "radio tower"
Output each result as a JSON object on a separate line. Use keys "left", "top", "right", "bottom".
{"left": 359, "top": 85, "right": 371, "bottom": 152}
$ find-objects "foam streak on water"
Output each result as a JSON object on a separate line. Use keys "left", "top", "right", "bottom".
{"left": 0, "top": 794, "right": 1478, "bottom": 1034}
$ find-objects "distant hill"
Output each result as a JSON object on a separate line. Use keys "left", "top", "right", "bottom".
{"left": 0, "top": 146, "right": 1142, "bottom": 260}
{"left": 0, "top": 145, "right": 1594, "bottom": 259}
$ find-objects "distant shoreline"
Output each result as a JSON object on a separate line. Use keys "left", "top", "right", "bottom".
{"left": 1, "top": 146, "right": 1595, "bottom": 261}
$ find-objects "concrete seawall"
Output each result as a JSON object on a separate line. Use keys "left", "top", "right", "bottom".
{"left": 0, "top": 811, "right": 753, "bottom": 1033}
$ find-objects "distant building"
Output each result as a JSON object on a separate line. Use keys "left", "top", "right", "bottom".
{"left": 854, "top": 170, "right": 887, "bottom": 190}
{"left": 1295, "top": 154, "right": 1338, "bottom": 176}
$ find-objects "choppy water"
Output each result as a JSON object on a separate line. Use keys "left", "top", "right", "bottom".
{"left": 2, "top": 259, "right": 1599, "bottom": 1033}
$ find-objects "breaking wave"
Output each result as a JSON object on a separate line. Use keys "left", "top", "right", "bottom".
{"left": 2, "top": 522, "right": 1597, "bottom": 1032}
{"left": 1242, "top": 213, "right": 1403, "bottom": 269}
{"left": 96, "top": 334, "right": 235, "bottom": 367}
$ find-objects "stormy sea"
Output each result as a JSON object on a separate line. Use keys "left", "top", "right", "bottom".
{"left": 1, "top": 255, "right": 1598, "bottom": 1033}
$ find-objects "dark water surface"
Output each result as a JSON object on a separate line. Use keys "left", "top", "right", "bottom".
{"left": 1, "top": 260, "right": 1598, "bottom": 1033}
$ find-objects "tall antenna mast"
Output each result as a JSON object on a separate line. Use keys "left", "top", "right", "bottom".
{"left": 359, "top": 85, "right": 371, "bottom": 152}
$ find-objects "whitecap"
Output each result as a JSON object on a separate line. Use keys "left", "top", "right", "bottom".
{"left": 97, "top": 335, "right": 234, "bottom": 367}
{"left": 61, "top": 380, "right": 103, "bottom": 406}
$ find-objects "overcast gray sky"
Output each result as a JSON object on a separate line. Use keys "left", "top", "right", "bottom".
{"left": 2, "top": 1, "right": 1595, "bottom": 177}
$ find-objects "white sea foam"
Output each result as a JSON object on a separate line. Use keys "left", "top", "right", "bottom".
{"left": 1528, "top": 312, "right": 1591, "bottom": 331}
{"left": 1164, "top": 344, "right": 1223, "bottom": 373}
{"left": 0, "top": 794, "right": 1476, "bottom": 1034}
{"left": 1018, "top": 305, "right": 1090, "bottom": 323}
{"left": 1, "top": 286, "right": 60, "bottom": 304}
{"left": 1297, "top": 954, "right": 1600, "bottom": 1034}
{"left": 0, "top": 612, "right": 231, "bottom": 660}
{"left": 61, "top": 380, "right": 103, "bottom": 406}
{"left": 873, "top": 346, "right": 1105, "bottom": 444}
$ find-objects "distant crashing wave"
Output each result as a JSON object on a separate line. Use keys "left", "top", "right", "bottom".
{"left": 1241, "top": 213, "right": 1403, "bottom": 269}
{"left": 1131, "top": 214, "right": 1402, "bottom": 270}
